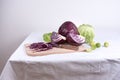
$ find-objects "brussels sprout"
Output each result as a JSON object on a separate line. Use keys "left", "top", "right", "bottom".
{"left": 86, "top": 48, "right": 92, "bottom": 52}
{"left": 104, "top": 42, "right": 109, "bottom": 47}
{"left": 78, "top": 24, "right": 95, "bottom": 44}
{"left": 96, "top": 43, "right": 101, "bottom": 48}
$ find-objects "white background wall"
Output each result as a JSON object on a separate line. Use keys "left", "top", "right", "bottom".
{"left": 0, "top": 0, "right": 120, "bottom": 74}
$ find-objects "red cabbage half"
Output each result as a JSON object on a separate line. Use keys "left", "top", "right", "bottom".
{"left": 58, "top": 21, "right": 79, "bottom": 37}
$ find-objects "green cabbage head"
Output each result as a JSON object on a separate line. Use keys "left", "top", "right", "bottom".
{"left": 78, "top": 24, "right": 95, "bottom": 44}
{"left": 43, "top": 32, "right": 52, "bottom": 42}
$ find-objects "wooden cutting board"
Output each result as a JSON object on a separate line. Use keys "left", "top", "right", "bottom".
{"left": 25, "top": 44, "right": 86, "bottom": 56}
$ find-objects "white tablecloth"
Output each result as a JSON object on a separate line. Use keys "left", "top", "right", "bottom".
{"left": 1, "top": 28, "right": 120, "bottom": 80}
